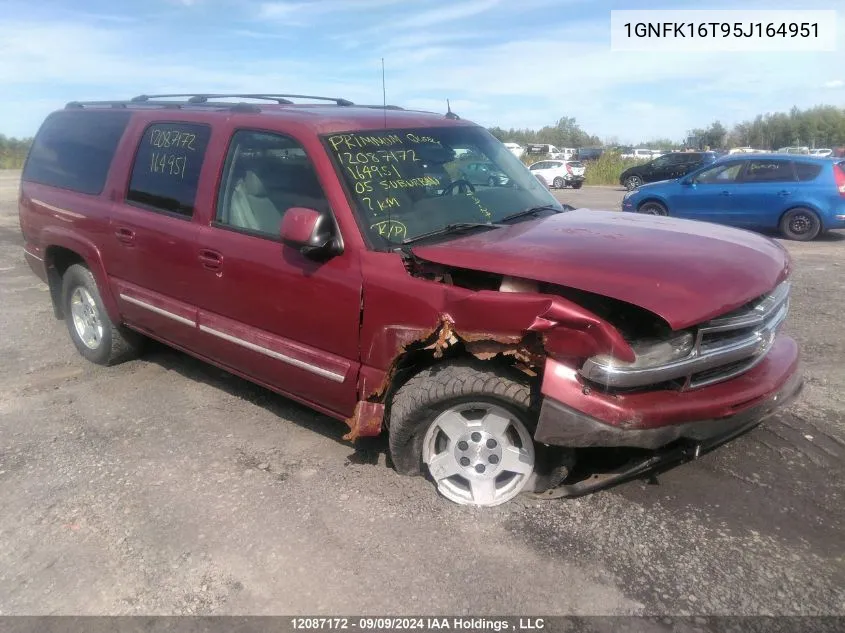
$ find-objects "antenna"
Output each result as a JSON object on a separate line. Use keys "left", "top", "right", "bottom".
{"left": 445, "top": 99, "right": 459, "bottom": 120}
{"left": 381, "top": 58, "right": 387, "bottom": 129}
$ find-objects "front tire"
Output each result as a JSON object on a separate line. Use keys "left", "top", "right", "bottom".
{"left": 779, "top": 208, "right": 821, "bottom": 241}
{"left": 61, "top": 264, "right": 143, "bottom": 365}
{"left": 553, "top": 177, "right": 565, "bottom": 189}
{"left": 638, "top": 201, "right": 668, "bottom": 216}
{"left": 624, "top": 175, "right": 643, "bottom": 190}
{"left": 388, "top": 362, "right": 536, "bottom": 507}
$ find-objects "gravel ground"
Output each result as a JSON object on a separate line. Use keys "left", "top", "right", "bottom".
{"left": 0, "top": 171, "right": 843, "bottom": 615}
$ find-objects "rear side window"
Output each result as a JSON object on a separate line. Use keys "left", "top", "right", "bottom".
{"left": 23, "top": 110, "right": 130, "bottom": 195}
{"left": 127, "top": 122, "right": 211, "bottom": 217}
{"left": 793, "top": 161, "right": 823, "bottom": 181}
{"left": 742, "top": 160, "right": 794, "bottom": 183}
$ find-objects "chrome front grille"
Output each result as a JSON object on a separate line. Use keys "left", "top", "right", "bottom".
{"left": 686, "top": 281, "right": 790, "bottom": 389}
{"left": 578, "top": 281, "right": 790, "bottom": 391}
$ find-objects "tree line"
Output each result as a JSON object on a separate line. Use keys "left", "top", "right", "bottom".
{"left": 0, "top": 135, "right": 33, "bottom": 169}
{"left": 489, "top": 105, "right": 845, "bottom": 151}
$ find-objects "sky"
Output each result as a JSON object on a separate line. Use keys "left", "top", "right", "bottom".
{"left": 0, "top": 0, "right": 842, "bottom": 142}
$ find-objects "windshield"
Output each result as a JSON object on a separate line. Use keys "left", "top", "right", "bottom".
{"left": 323, "top": 126, "right": 561, "bottom": 247}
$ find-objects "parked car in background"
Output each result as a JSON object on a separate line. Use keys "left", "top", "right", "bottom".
{"left": 620, "top": 148, "right": 654, "bottom": 160}
{"left": 777, "top": 146, "right": 810, "bottom": 154}
{"left": 619, "top": 151, "right": 717, "bottom": 190}
{"left": 811, "top": 148, "right": 833, "bottom": 157}
{"left": 502, "top": 142, "right": 524, "bottom": 158}
{"left": 459, "top": 161, "right": 510, "bottom": 187}
{"left": 528, "top": 159, "right": 585, "bottom": 189}
{"left": 18, "top": 93, "right": 802, "bottom": 507}
{"left": 621, "top": 154, "right": 845, "bottom": 240}
{"left": 575, "top": 147, "right": 604, "bottom": 161}
{"left": 524, "top": 144, "right": 574, "bottom": 160}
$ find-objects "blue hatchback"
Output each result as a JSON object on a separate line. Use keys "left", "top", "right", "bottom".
{"left": 621, "top": 154, "right": 845, "bottom": 240}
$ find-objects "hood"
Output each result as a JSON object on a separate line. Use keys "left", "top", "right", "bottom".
{"left": 411, "top": 210, "right": 790, "bottom": 331}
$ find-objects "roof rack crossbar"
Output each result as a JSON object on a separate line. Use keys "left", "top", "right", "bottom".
{"left": 131, "top": 93, "right": 354, "bottom": 106}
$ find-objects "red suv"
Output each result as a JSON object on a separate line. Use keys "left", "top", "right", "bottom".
{"left": 19, "top": 94, "right": 802, "bottom": 506}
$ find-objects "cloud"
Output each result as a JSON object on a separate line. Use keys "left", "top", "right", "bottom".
{"left": 388, "top": 0, "right": 501, "bottom": 30}
{"left": 1, "top": 0, "right": 843, "bottom": 142}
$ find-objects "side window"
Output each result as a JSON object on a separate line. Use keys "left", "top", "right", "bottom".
{"left": 23, "top": 110, "right": 130, "bottom": 195}
{"left": 215, "top": 130, "right": 329, "bottom": 238}
{"left": 694, "top": 162, "right": 743, "bottom": 184}
{"left": 742, "top": 160, "right": 794, "bottom": 183}
{"left": 127, "top": 122, "right": 211, "bottom": 217}
{"left": 793, "top": 162, "right": 823, "bottom": 182}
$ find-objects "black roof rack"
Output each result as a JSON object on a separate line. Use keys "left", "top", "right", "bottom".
{"left": 131, "top": 93, "right": 355, "bottom": 106}
{"left": 65, "top": 92, "right": 357, "bottom": 113}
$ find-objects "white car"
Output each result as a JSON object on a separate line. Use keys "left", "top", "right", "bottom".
{"left": 528, "top": 159, "right": 585, "bottom": 189}
{"left": 811, "top": 148, "right": 833, "bottom": 157}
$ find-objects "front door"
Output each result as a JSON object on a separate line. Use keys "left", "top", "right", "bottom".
{"left": 105, "top": 120, "right": 213, "bottom": 347}
{"left": 190, "top": 129, "right": 362, "bottom": 417}
{"left": 670, "top": 161, "right": 744, "bottom": 224}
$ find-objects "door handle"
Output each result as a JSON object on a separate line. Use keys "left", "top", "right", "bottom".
{"left": 720, "top": 190, "right": 732, "bottom": 196}
{"left": 114, "top": 227, "right": 135, "bottom": 244}
{"left": 198, "top": 249, "right": 223, "bottom": 271}
{"left": 777, "top": 190, "right": 791, "bottom": 197}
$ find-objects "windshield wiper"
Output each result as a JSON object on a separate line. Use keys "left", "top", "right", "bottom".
{"left": 498, "top": 205, "right": 563, "bottom": 224}
{"left": 401, "top": 222, "right": 505, "bottom": 246}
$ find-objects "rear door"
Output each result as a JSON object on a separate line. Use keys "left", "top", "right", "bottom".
{"left": 726, "top": 159, "right": 797, "bottom": 229}
{"left": 105, "top": 119, "right": 213, "bottom": 346}
{"left": 188, "top": 127, "right": 362, "bottom": 417}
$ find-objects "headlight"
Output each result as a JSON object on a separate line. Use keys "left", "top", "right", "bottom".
{"left": 588, "top": 331, "right": 694, "bottom": 371}
{"left": 622, "top": 190, "right": 634, "bottom": 200}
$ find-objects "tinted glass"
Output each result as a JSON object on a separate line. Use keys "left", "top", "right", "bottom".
{"left": 127, "top": 122, "right": 211, "bottom": 217}
{"left": 743, "top": 160, "right": 794, "bottom": 183}
{"left": 793, "top": 161, "right": 823, "bottom": 181}
{"left": 216, "top": 130, "right": 329, "bottom": 238}
{"left": 23, "top": 110, "right": 130, "bottom": 195}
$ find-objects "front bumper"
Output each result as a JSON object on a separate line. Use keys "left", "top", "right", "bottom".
{"left": 535, "top": 335, "right": 802, "bottom": 450}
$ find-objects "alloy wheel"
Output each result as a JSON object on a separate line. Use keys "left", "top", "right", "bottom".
{"left": 69, "top": 287, "right": 104, "bottom": 350}
{"left": 422, "top": 402, "right": 535, "bottom": 506}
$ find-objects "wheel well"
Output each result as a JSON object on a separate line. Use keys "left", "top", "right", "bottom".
{"left": 382, "top": 345, "right": 540, "bottom": 430}
{"left": 778, "top": 206, "right": 824, "bottom": 231}
{"left": 636, "top": 198, "right": 665, "bottom": 211}
{"left": 45, "top": 246, "right": 86, "bottom": 319}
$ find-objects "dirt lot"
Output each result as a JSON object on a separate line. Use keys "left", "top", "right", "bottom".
{"left": 0, "top": 170, "right": 843, "bottom": 615}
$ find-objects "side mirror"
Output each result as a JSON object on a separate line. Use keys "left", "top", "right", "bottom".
{"left": 280, "top": 207, "right": 340, "bottom": 260}
{"left": 681, "top": 177, "right": 694, "bottom": 186}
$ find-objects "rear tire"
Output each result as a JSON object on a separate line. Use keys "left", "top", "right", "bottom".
{"left": 388, "top": 361, "right": 537, "bottom": 506}
{"left": 572, "top": 181, "right": 583, "bottom": 189}
{"left": 553, "top": 177, "right": 565, "bottom": 189}
{"left": 638, "top": 201, "right": 668, "bottom": 216}
{"left": 779, "top": 208, "right": 821, "bottom": 241}
{"left": 61, "top": 264, "right": 143, "bottom": 365}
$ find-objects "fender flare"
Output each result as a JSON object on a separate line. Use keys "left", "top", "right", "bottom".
{"left": 41, "top": 226, "right": 121, "bottom": 323}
